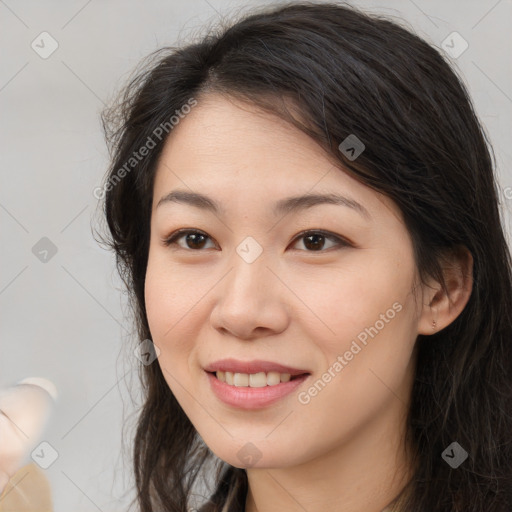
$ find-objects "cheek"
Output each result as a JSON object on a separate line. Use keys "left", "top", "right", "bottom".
{"left": 290, "top": 251, "right": 416, "bottom": 354}
{"left": 144, "top": 264, "right": 175, "bottom": 341}
{"left": 144, "top": 256, "right": 197, "bottom": 374}
{"left": 144, "top": 249, "right": 199, "bottom": 339}
{"left": 292, "top": 280, "right": 417, "bottom": 460}
{"left": 145, "top": 265, "right": 197, "bottom": 412}
{"left": 302, "top": 260, "right": 418, "bottom": 408}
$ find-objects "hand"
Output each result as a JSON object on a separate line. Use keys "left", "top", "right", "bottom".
{"left": 0, "top": 378, "right": 57, "bottom": 494}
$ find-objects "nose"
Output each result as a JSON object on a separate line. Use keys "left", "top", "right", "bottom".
{"left": 209, "top": 250, "right": 290, "bottom": 340}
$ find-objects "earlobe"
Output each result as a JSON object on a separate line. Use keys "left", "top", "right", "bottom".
{"left": 417, "top": 246, "right": 473, "bottom": 335}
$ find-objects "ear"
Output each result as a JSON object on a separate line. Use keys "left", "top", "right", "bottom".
{"left": 417, "top": 245, "right": 473, "bottom": 335}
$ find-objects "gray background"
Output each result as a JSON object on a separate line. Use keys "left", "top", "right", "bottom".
{"left": 1, "top": 0, "right": 511, "bottom": 510}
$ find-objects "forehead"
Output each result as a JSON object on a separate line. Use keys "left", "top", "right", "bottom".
{"left": 156, "top": 93, "right": 329, "bottom": 175}
{"left": 152, "top": 93, "right": 400, "bottom": 222}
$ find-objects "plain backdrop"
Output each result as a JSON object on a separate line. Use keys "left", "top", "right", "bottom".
{"left": 1, "top": 0, "right": 511, "bottom": 510}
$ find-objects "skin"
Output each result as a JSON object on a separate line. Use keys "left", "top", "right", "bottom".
{"left": 144, "top": 93, "right": 473, "bottom": 512}
{"left": 0, "top": 379, "right": 56, "bottom": 493}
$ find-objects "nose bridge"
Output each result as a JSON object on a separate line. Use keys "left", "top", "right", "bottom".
{"left": 210, "top": 239, "right": 288, "bottom": 338}
{"left": 225, "top": 240, "right": 271, "bottom": 305}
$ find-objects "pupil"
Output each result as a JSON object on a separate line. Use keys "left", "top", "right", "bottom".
{"left": 187, "top": 233, "right": 206, "bottom": 249}
{"left": 305, "top": 234, "right": 324, "bottom": 251}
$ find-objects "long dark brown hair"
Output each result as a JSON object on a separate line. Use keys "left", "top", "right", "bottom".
{"left": 95, "top": 2, "right": 512, "bottom": 511}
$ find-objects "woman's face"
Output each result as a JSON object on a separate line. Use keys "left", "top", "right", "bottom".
{"left": 145, "top": 93, "right": 426, "bottom": 469}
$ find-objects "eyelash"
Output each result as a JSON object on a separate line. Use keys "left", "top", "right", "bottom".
{"left": 162, "top": 228, "right": 351, "bottom": 252}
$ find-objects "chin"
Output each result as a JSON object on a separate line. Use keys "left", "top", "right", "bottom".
{"left": 206, "top": 438, "right": 302, "bottom": 470}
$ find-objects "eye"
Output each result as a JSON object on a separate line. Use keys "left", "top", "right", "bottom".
{"left": 162, "top": 228, "right": 349, "bottom": 252}
{"left": 162, "top": 229, "right": 216, "bottom": 250}
{"left": 289, "top": 230, "right": 349, "bottom": 252}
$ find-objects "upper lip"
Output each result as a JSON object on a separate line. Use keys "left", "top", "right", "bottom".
{"left": 204, "top": 358, "right": 310, "bottom": 376}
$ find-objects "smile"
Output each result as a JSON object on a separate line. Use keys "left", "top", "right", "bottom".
{"left": 203, "top": 358, "right": 311, "bottom": 408}
{"left": 205, "top": 371, "right": 310, "bottom": 409}
{"left": 215, "top": 370, "right": 292, "bottom": 387}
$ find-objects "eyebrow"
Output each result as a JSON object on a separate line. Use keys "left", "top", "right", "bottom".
{"left": 156, "top": 190, "right": 370, "bottom": 219}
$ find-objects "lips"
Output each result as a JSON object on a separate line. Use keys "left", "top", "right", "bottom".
{"left": 205, "top": 371, "right": 310, "bottom": 409}
{"left": 203, "top": 358, "right": 310, "bottom": 376}
{"left": 203, "top": 358, "right": 311, "bottom": 409}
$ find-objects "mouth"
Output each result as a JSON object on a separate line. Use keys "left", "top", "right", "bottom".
{"left": 203, "top": 358, "right": 311, "bottom": 387}
{"left": 203, "top": 359, "right": 311, "bottom": 409}
{"left": 206, "top": 370, "right": 309, "bottom": 387}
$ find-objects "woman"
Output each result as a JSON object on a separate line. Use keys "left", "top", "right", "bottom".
{"left": 97, "top": 2, "right": 512, "bottom": 511}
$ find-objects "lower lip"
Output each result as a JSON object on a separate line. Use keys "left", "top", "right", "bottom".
{"left": 206, "top": 371, "right": 309, "bottom": 409}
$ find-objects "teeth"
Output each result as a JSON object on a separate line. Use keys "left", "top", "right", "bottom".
{"left": 233, "top": 373, "right": 249, "bottom": 387}
{"left": 249, "top": 372, "right": 267, "bottom": 387}
{"left": 216, "top": 371, "right": 294, "bottom": 387}
{"left": 266, "top": 371, "right": 281, "bottom": 386}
